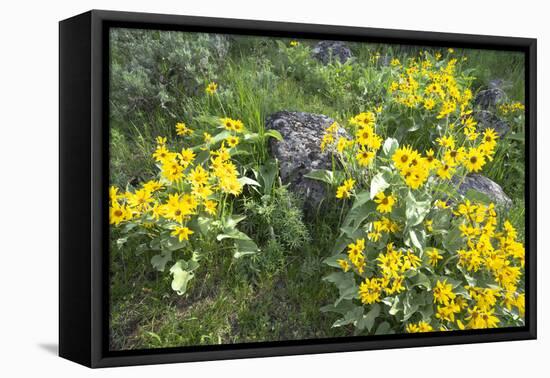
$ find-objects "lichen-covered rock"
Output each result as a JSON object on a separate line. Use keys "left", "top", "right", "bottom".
{"left": 311, "top": 41, "right": 352, "bottom": 65}
{"left": 474, "top": 110, "right": 510, "bottom": 136}
{"left": 456, "top": 174, "right": 512, "bottom": 207}
{"left": 266, "top": 111, "right": 348, "bottom": 209}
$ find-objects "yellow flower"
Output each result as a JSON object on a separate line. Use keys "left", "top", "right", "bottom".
{"left": 336, "top": 178, "right": 355, "bottom": 199}
{"left": 203, "top": 200, "right": 217, "bottom": 215}
{"left": 390, "top": 58, "right": 401, "bottom": 66}
{"left": 392, "top": 145, "right": 417, "bottom": 171}
{"left": 359, "top": 278, "right": 382, "bottom": 305}
{"left": 109, "top": 186, "right": 120, "bottom": 203}
{"left": 424, "top": 97, "right": 436, "bottom": 110}
{"left": 127, "top": 188, "right": 154, "bottom": 212}
{"left": 436, "top": 135, "right": 455, "bottom": 150}
{"left": 356, "top": 147, "right": 375, "bottom": 167}
{"left": 427, "top": 248, "right": 443, "bottom": 266}
{"left": 171, "top": 226, "right": 194, "bottom": 242}
{"left": 109, "top": 202, "right": 131, "bottom": 225}
{"left": 155, "top": 136, "right": 167, "bottom": 146}
{"left": 153, "top": 145, "right": 175, "bottom": 162}
{"left": 188, "top": 165, "right": 210, "bottom": 187}
{"left": 289, "top": 40, "right": 299, "bottom": 47}
{"left": 179, "top": 148, "right": 196, "bottom": 167}
{"left": 406, "top": 321, "right": 433, "bottom": 333}
{"left": 337, "top": 259, "right": 350, "bottom": 272}
{"left": 433, "top": 279, "right": 456, "bottom": 305}
{"left": 161, "top": 158, "right": 184, "bottom": 182}
{"left": 205, "top": 82, "right": 218, "bottom": 95}
{"left": 226, "top": 136, "right": 240, "bottom": 148}
{"left": 374, "top": 192, "right": 396, "bottom": 213}
{"left": 142, "top": 180, "right": 163, "bottom": 193}
{"left": 436, "top": 161, "right": 455, "bottom": 180}
{"left": 464, "top": 147, "right": 486, "bottom": 172}
{"left": 203, "top": 132, "right": 213, "bottom": 144}
{"left": 175, "top": 122, "right": 193, "bottom": 136}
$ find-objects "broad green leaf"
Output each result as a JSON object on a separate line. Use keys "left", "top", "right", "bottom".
{"left": 320, "top": 300, "right": 357, "bottom": 316}
{"left": 323, "top": 272, "right": 358, "bottom": 305}
{"left": 405, "top": 190, "right": 431, "bottom": 227}
{"left": 375, "top": 321, "right": 391, "bottom": 335}
{"left": 323, "top": 254, "right": 348, "bottom": 268}
{"left": 151, "top": 250, "right": 172, "bottom": 272}
{"left": 258, "top": 160, "right": 278, "bottom": 194}
{"left": 370, "top": 172, "right": 390, "bottom": 199}
{"left": 442, "top": 226, "right": 464, "bottom": 253}
{"left": 332, "top": 307, "right": 364, "bottom": 328}
{"left": 358, "top": 303, "right": 381, "bottom": 332}
{"left": 169, "top": 260, "right": 195, "bottom": 295}
{"left": 382, "top": 137, "right": 399, "bottom": 157}
{"left": 233, "top": 238, "right": 260, "bottom": 258}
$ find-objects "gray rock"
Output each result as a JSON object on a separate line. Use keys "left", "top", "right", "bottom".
{"left": 266, "top": 111, "right": 349, "bottom": 209}
{"left": 456, "top": 174, "right": 512, "bottom": 207}
{"left": 474, "top": 88, "right": 505, "bottom": 110}
{"left": 311, "top": 41, "right": 352, "bottom": 65}
{"left": 474, "top": 110, "right": 510, "bottom": 136}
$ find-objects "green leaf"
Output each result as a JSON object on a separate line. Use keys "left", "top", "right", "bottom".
{"left": 358, "top": 303, "right": 381, "bottom": 332}
{"left": 169, "top": 260, "right": 196, "bottom": 295}
{"left": 208, "top": 130, "right": 232, "bottom": 146}
{"left": 258, "top": 160, "right": 278, "bottom": 193}
{"left": 323, "top": 254, "right": 347, "bottom": 268}
{"left": 320, "top": 300, "right": 357, "bottom": 316}
{"left": 406, "top": 229, "right": 425, "bottom": 251}
{"left": 341, "top": 200, "right": 376, "bottom": 233}
{"left": 304, "top": 169, "right": 344, "bottom": 186}
{"left": 264, "top": 129, "right": 283, "bottom": 141}
{"left": 233, "top": 238, "right": 260, "bottom": 258}
{"left": 375, "top": 321, "right": 391, "bottom": 335}
{"left": 151, "top": 250, "right": 173, "bottom": 272}
{"left": 332, "top": 307, "right": 364, "bottom": 328}
{"left": 382, "top": 137, "right": 399, "bottom": 157}
{"left": 442, "top": 226, "right": 464, "bottom": 253}
{"left": 238, "top": 176, "right": 261, "bottom": 187}
{"left": 323, "top": 272, "right": 358, "bottom": 305}
{"left": 405, "top": 190, "right": 431, "bottom": 227}
{"left": 370, "top": 172, "right": 390, "bottom": 199}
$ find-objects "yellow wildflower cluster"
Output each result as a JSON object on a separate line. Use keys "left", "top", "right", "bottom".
{"left": 499, "top": 101, "right": 525, "bottom": 115}
{"left": 110, "top": 118, "right": 249, "bottom": 242}
{"left": 322, "top": 113, "right": 382, "bottom": 170}
{"left": 356, "top": 243, "right": 422, "bottom": 305}
{"left": 389, "top": 53, "right": 474, "bottom": 120}
{"left": 390, "top": 128, "right": 498, "bottom": 190}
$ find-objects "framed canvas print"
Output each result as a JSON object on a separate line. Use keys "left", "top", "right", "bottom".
{"left": 59, "top": 10, "right": 537, "bottom": 368}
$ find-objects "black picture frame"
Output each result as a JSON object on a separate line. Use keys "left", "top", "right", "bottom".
{"left": 59, "top": 9, "right": 537, "bottom": 368}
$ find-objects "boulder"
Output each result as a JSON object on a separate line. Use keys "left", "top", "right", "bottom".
{"left": 455, "top": 174, "right": 512, "bottom": 207}
{"left": 266, "top": 111, "right": 349, "bottom": 209}
{"left": 474, "top": 110, "right": 510, "bottom": 136}
{"left": 311, "top": 41, "right": 352, "bottom": 65}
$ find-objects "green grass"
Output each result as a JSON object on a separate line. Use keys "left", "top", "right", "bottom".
{"left": 109, "top": 32, "right": 527, "bottom": 349}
